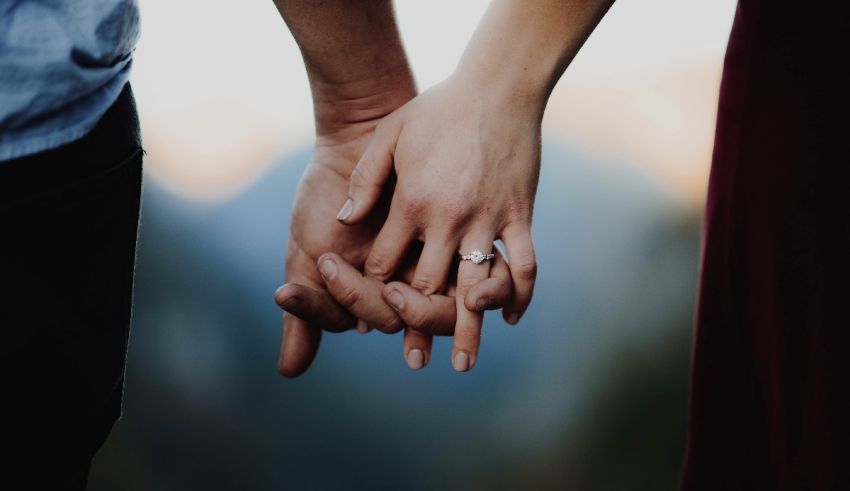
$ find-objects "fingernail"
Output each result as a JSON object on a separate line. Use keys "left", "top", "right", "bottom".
{"left": 452, "top": 351, "right": 470, "bottom": 372}
{"left": 356, "top": 319, "right": 369, "bottom": 333}
{"left": 319, "top": 257, "right": 337, "bottom": 280}
{"left": 407, "top": 348, "right": 425, "bottom": 370}
{"left": 474, "top": 298, "right": 489, "bottom": 311}
{"left": 336, "top": 198, "right": 353, "bottom": 221}
{"left": 507, "top": 313, "right": 519, "bottom": 325}
{"left": 386, "top": 290, "right": 404, "bottom": 311}
{"left": 280, "top": 295, "right": 300, "bottom": 310}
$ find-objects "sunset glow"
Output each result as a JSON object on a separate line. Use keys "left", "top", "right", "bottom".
{"left": 131, "top": 0, "right": 736, "bottom": 203}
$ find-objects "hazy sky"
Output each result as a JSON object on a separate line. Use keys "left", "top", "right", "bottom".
{"left": 131, "top": 0, "right": 737, "bottom": 202}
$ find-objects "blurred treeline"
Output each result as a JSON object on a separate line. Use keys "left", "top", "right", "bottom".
{"left": 90, "top": 141, "right": 700, "bottom": 491}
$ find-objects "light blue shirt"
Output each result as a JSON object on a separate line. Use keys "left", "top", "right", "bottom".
{"left": 0, "top": 0, "right": 140, "bottom": 161}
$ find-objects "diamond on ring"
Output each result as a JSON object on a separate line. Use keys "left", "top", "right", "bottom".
{"left": 459, "top": 250, "right": 495, "bottom": 265}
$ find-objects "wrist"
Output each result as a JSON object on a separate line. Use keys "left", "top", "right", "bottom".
{"left": 311, "top": 63, "right": 416, "bottom": 139}
{"left": 451, "top": 44, "right": 555, "bottom": 121}
{"left": 448, "top": 0, "right": 614, "bottom": 120}
{"left": 449, "top": 63, "right": 548, "bottom": 124}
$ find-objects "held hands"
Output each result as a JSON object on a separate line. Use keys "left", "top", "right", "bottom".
{"left": 274, "top": 112, "right": 517, "bottom": 376}
{"left": 272, "top": 0, "right": 611, "bottom": 376}
{"left": 335, "top": 75, "right": 541, "bottom": 371}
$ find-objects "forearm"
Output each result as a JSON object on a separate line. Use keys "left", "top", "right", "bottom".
{"left": 455, "top": 0, "right": 614, "bottom": 113}
{"left": 274, "top": 0, "right": 416, "bottom": 136}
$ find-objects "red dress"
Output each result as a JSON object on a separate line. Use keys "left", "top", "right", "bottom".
{"left": 681, "top": 1, "right": 849, "bottom": 488}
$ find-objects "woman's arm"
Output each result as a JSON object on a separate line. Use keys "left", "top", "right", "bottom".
{"left": 339, "top": 0, "right": 615, "bottom": 371}
{"left": 455, "top": 0, "right": 614, "bottom": 111}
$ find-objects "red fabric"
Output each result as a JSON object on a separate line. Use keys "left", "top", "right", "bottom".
{"left": 681, "top": 1, "right": 850, "bottom": 489}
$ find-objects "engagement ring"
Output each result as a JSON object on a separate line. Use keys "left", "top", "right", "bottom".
{"left": 459, "top": 250, "right": 495, "bottom": 264}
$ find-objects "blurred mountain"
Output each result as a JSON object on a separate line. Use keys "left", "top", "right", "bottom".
{"left": 90, "top": 140, "right": 701, "bottom": 491}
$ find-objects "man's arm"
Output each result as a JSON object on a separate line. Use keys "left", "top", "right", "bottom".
{"left": 273, "top": 0, "right": 416, "bottom": 139}
{"left": 272, "top": 0, "right": 417, "bottom": 377}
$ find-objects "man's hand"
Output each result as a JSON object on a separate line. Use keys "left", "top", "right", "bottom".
{"left": 271, "top": 0, "right": 416, "bottom": 376}
{"left": 274, "top": 127, "right": 394, "bottom": 377}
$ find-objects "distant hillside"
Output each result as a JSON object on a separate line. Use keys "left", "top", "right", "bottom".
{"left": 92, "top": 141, "right": 701, "bottom": 491}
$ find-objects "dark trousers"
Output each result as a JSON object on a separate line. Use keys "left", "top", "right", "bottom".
{"left": 1, "top": 84, "right": 143, "bottom": 489}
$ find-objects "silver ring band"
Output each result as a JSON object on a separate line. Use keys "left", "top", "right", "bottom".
{"left": 459, "top": 250, "right": 495, "bottom": 264}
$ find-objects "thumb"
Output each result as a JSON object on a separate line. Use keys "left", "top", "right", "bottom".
{"left": 336, "top": 118, "right": 400, "bottom": 224}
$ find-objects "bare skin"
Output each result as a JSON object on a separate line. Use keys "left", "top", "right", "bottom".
{"left": 273, "top": 123, "right": 514, "bottom": 375}
{"left": 272, "top": 0, "right": 517, "bottom": 376}
{"left": 337, "top": 0, "right": 615, "bottom": 371}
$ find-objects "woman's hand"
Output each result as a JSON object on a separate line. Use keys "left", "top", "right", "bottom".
{"left": 336, "top": 75, "right": 541, "bottom": 371}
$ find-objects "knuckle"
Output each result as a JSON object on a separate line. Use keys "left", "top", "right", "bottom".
{"left": 411, "top": 276, "right": 439, "bottom": 295}
{"left": 398, "top": 188, "right": 428, "bottom": 217}
{"left": 515, "top": 259, "right": 538, "bottom": 282}
{"left": 508, "top": 201, "right": 534, "bottom": 222}
{"left": 350, "top": 166, "right": 377, "bottom": 190}
{"left": 377, "top": 315, "right": 404, "bottom": 334}
{"left": 438, "top": 197, "right": 470, "bottom": 229}
{"left": 335, "top": 286, "right": 361, "bottom": 309}
{"left": 349, "top": 167, "right": 368, "bottom": 190}
{"left": 405, "top": 308, "right": 433, "bottom": 331}
{"left": 493, "top": 276, "right": 511, "bottom": 295}
{"left": 365, "top": 252, "right": 393, "bottom": 279}
{"left": 457, "top": 276, "right": 483, "bottom": 295}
